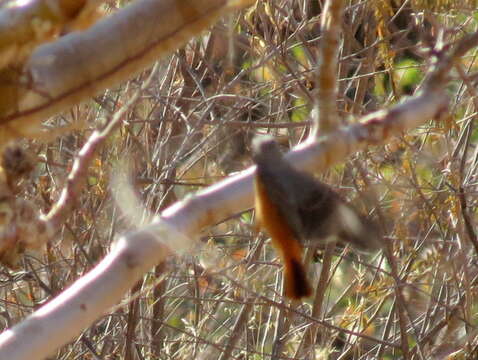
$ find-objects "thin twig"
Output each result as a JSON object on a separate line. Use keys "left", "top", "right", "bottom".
{"left": 44, "top": 64, "right": 160, "bottom": 231}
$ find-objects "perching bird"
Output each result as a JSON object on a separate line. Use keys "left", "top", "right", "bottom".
{"left": 252, "top": 136, "right": 380, "bottom": 299}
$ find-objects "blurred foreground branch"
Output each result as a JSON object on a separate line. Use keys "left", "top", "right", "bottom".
{"left": 0, "top": 0, "right": 253, "bottom": 143}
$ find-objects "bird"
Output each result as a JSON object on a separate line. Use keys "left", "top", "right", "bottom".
{"left": 252, "top": 136, "right": 381, "bottom": 299}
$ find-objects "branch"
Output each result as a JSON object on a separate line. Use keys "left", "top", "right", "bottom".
{"left": 0, "top": 0, "right": 103, "bottom": 69}
{"left": 311, "top": 0, "right": 345, "bottom": 137}
{"left": 44, "top": 62, "right": 160, "bottom": 230}
{"left": 0, "top": 0, "right": 253, "bottom": 143}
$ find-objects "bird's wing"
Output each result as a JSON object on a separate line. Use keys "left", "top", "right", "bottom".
{"left": 256, "top": 165, "right": 304, "bottom": 240}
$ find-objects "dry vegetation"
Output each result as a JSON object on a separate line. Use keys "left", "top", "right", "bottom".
{"left": 2, "top": 0, "right": 478, "bottom": 359}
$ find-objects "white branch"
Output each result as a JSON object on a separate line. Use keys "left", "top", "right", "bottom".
{"left": 0, "top": 221, "right": 190, "bottom": 360}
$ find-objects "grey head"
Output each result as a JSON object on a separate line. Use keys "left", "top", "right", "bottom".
{"left": 251, "top": 136, "right": 284, "bottom": 164}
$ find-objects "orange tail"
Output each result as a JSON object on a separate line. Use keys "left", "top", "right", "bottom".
{"left": 283, "top": 257, "right": 312, "bottom": 299}
{"left": 254, "top": 175, "right": 312, "bottom": 299}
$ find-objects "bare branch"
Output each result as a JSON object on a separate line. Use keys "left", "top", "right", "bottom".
{"left": 0, "top": 0, "right": 103, "bottom": 69}
{"left": 0, "top": 0, "right": 254, "bottom": 143}
{"left": 311, "top": 0, "right": 345, "bottom": 137}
